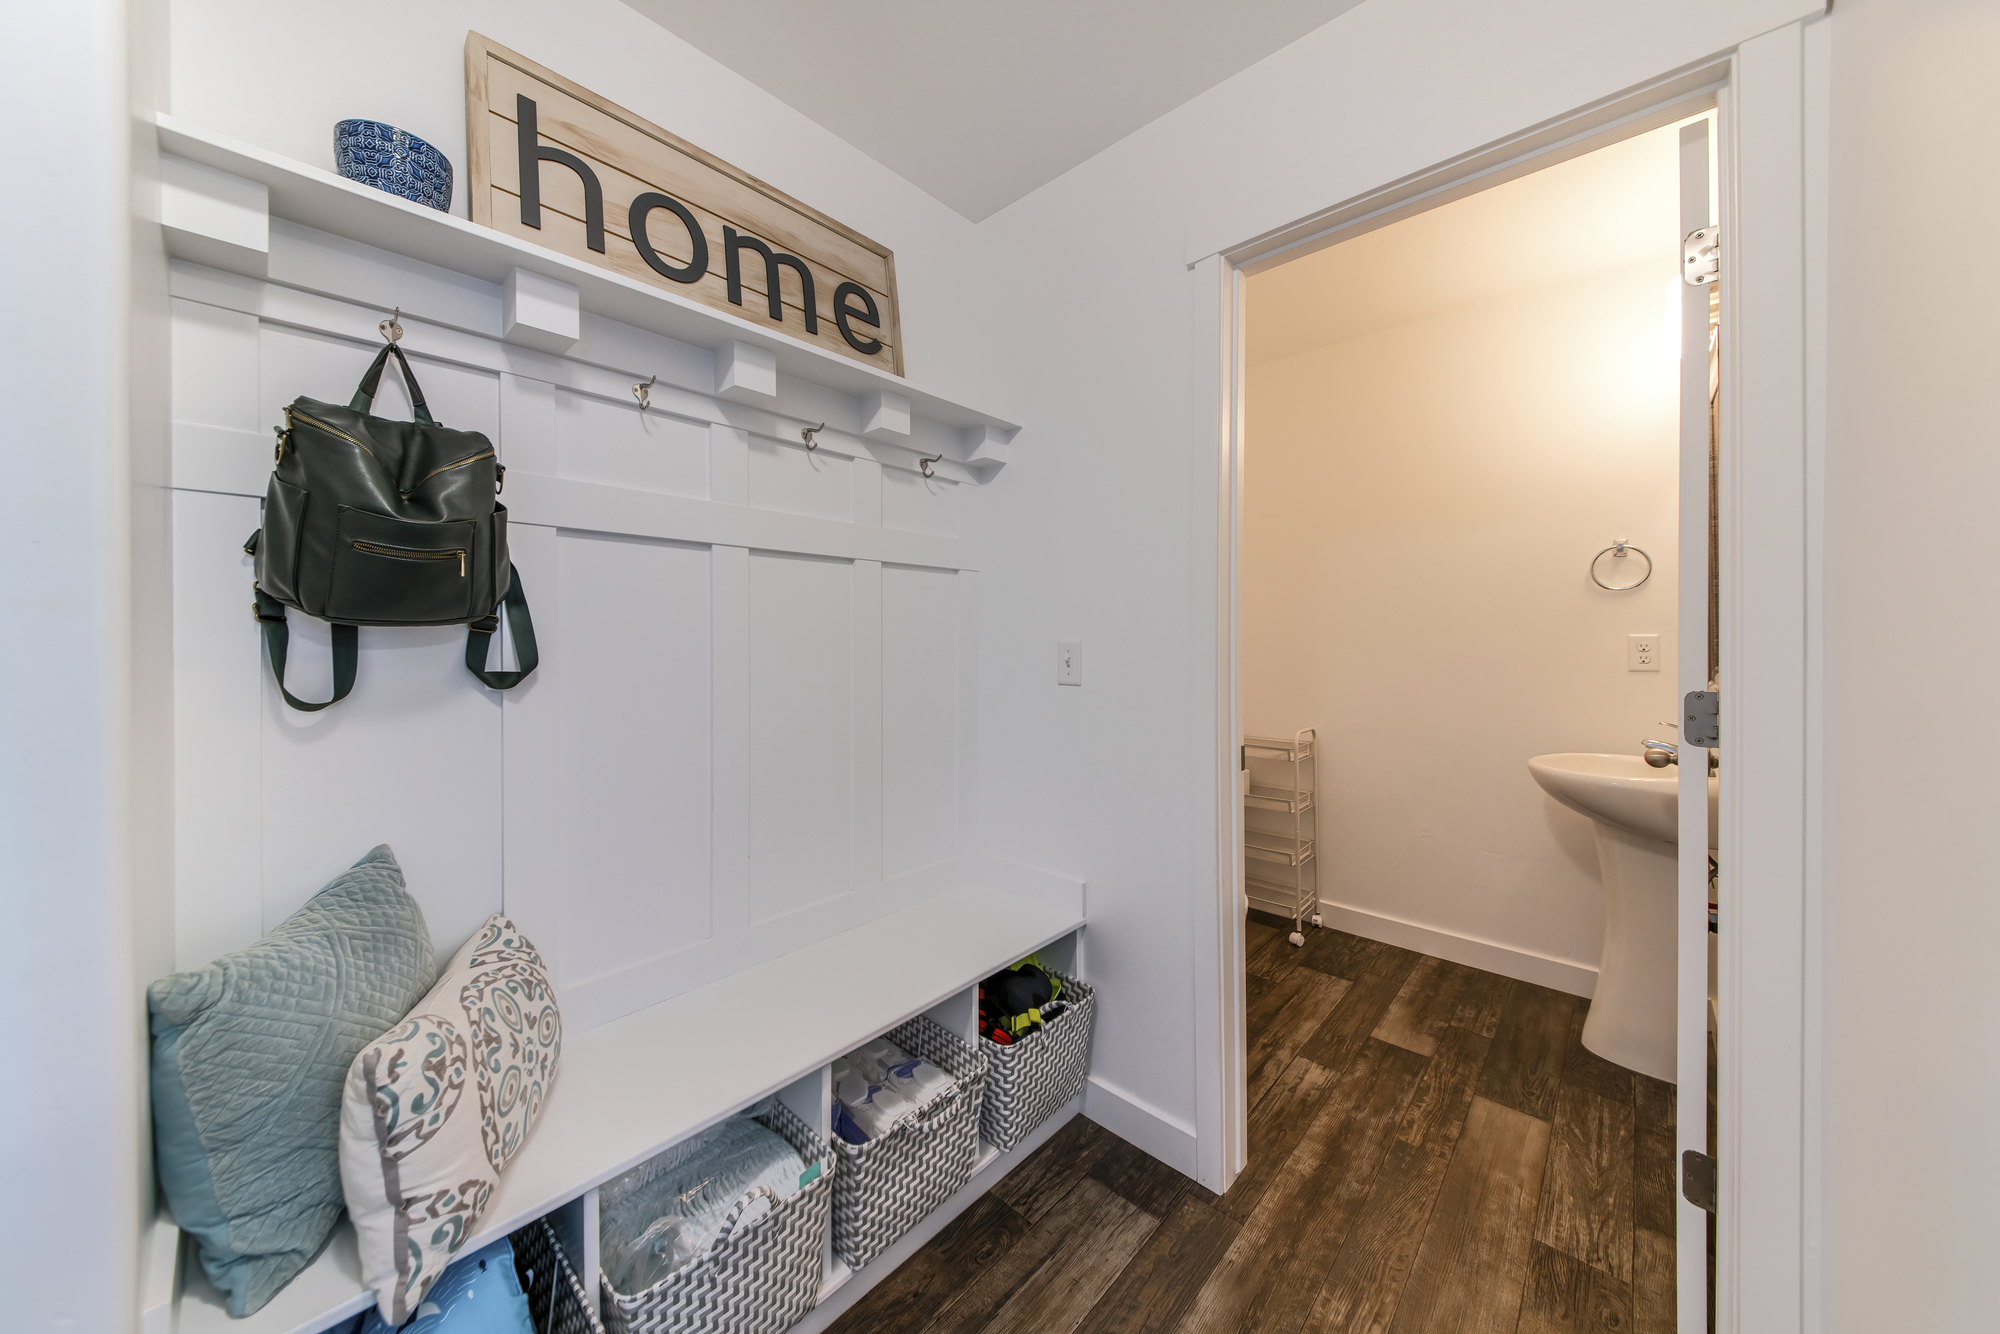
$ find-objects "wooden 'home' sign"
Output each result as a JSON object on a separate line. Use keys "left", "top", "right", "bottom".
{"left": 464, "top": 32, "right": 904, "bottom": 374}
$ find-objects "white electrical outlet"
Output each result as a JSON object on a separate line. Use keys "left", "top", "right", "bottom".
{"left": 1057, "top": 641, "right": 1082, "bottom": 686}
{"left": 1627, "top": 633, "right": 1661, "bottom": 672}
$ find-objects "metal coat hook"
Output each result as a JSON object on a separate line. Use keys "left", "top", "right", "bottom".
{"left": 918, "top": 451, "right": 944, "bottom": 479}
{"left": 801, "top": 422, "right": 825, "bottom": 452}
{"left": 379, "top": 307, "right": 404, "bottom": 344}
{"left": 1590, "top": 539, "right": 1653, "bottom": 591}
{"left": 632, "top": 374, "right": 656, "bottom": 411}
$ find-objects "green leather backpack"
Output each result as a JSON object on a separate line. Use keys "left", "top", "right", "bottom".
{"left": 246, "top": 340, "right": 538, "bottom": 710}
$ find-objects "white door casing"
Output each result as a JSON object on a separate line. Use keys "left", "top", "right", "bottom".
{"left": 1676, "top": 115, "right": 1715, "bottom": 1334}
{"left": 1715, "top": 24, "right": 1813, "bottom": 1334}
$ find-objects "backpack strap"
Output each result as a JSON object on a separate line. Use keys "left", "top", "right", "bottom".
{"left": 349, "top": 342, "right": 437, "bottom": 426}
{"left": 253, "top": 587, "right": 358, "bottom": 711}
{"left": 464, "top": 563, "right": 540, "bottom": 690}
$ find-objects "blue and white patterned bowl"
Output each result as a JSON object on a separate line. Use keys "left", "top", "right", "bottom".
{"left": 333, "top": 120, "right": 453, "bottom": 212}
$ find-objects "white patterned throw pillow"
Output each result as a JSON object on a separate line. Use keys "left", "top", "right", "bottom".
{"left": 340, "top": 913, "right": 561, "bottom": 1325}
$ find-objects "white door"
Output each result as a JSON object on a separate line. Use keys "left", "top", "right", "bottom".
{"left": 1675, "top": 117, "right": 1716, "bottom": 1334}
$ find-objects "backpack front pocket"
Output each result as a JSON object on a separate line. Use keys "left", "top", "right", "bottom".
{"left": 327, "top": 508, "right": 477, "bottom": 624}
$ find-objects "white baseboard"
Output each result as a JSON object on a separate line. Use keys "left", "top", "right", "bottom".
{"left": 1312, "top": 900, "right": 1599, "bottom": 999}
{"left": 1084, "top": 1075, "right": 1199, "bottom": 1178}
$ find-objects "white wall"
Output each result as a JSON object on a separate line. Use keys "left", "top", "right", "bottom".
{"left": 1242, "top": 259, "right": 1682, "bottom": 985}
{"left": 3, "top": 0, "right": 167, "bottom": 1328}
{"left": 130, "top": 0, "right": 178, "bottom": 1236}
{"left": 1819, "top": 0, "right": 2000, "bottom": 1327}
{"left": 968, "top": 0, "right": 1820, "bottom": 1179}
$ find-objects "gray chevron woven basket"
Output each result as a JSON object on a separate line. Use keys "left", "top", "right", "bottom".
{"left": 515, "top": 1218, "right": 607, "bottom": 1334}
{"left": 830, "top": 1014, "right": 989, "bottom": 1270}
{"left": 978, "top": 972, "right": 1095, "bottom": 1152}
{"left": 598, "top": 1098, "right": 834, "bottom": 1334}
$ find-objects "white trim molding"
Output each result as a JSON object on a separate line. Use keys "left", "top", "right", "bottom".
{"left": 1311, "top": 901, "right": 1600, "bottom": 999}
{"left": 1085, "top": 1076, "right": 1200, "bottom": 1179}
{"left": 1717, "top": 23, "right": 1812, "bottom": 1334}
{"left": 1187, "top": 251, "right": 1242, "bottom": 1194}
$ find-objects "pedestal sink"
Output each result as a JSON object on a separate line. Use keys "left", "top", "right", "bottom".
{"left": 1527, "top": 753, "right": 1717, "bottom": 1083}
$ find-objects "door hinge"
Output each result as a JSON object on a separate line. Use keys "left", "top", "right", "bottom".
{"left": 1683, "top": 226, "right": 1720, "bottom": 285}
{"left": 1682, "top": 1149, "right": 1717, "bottom": 1212}
{"left": 1684, "top": 690, "right": 1719, "bottom": 748}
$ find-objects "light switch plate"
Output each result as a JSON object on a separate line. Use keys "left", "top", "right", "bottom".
{"left": 1627, "top": 633, "right": 1662, "bottom": 672}
{"left": 1057, "top": 641, "right": 1082, "bottom": 686}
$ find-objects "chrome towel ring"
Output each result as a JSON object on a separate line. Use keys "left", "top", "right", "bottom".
{"left": 1590, "top": 540, "right": 1653, "bottom": 591}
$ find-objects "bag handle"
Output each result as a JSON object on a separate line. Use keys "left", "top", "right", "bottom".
{"left": 251, "top": 565, "right": 538, "bottom": 709}
{"left": 908, "top": 1092, "right": 960, "bottom": 1135}
{"left": 253, "top": 587, "right": 357, "bottom": 711}
{"left": 348, "top": 341, "right": 437, "bottom": 426}
{"left": 709, "top": 1186, "right": 780, "bottom": 1251}
{"left": 465, "top": 563, "right": 541, "bottom": 689}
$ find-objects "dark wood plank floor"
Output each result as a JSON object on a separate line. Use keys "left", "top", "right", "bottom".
{"left": 828, "top": 918, "right": 1677, "bottom": 1334}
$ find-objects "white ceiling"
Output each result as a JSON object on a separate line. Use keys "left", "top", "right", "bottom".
{"left": 1248, "top": 121, "right": 1697, "bottom": 365}
{"left": 619, "top": 0, "right": 1369, "bottom": 222}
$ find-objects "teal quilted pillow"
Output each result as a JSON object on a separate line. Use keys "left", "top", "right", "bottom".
{"left": 150, "top": 845, "right": 436, "bottom": 1316}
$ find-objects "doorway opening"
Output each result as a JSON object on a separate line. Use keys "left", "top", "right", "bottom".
{"left": 1223, "top": 113, "right": 1718, "bottom": 1330}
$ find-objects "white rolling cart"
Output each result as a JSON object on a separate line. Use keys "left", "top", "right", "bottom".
{"left": 1244, "top": 728, "right": 1319, "bottom": 946}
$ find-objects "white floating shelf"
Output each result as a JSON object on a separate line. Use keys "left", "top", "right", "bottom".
{"left": 152, "top": 115, "right": 1017, "bottom": 438}
{"left": 169, "top": 886, "right": 1084, "bottom": 1334}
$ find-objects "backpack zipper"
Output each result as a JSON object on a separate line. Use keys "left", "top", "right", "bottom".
{"left": 287, "top": 406, "right": 380, "bottom": 464}
{"left": 351, "top": 539, "right": 467, "bottom": 578}
{"left": 288, "top": 407, "right": 493, "bottom": 491}
{"left": 409, "top": 449, "right": 496, "bottom": 489}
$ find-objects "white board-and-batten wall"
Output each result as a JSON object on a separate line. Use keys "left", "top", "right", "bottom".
{"left": 169, "top": 219, "right": 982, "bottom": 1034}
